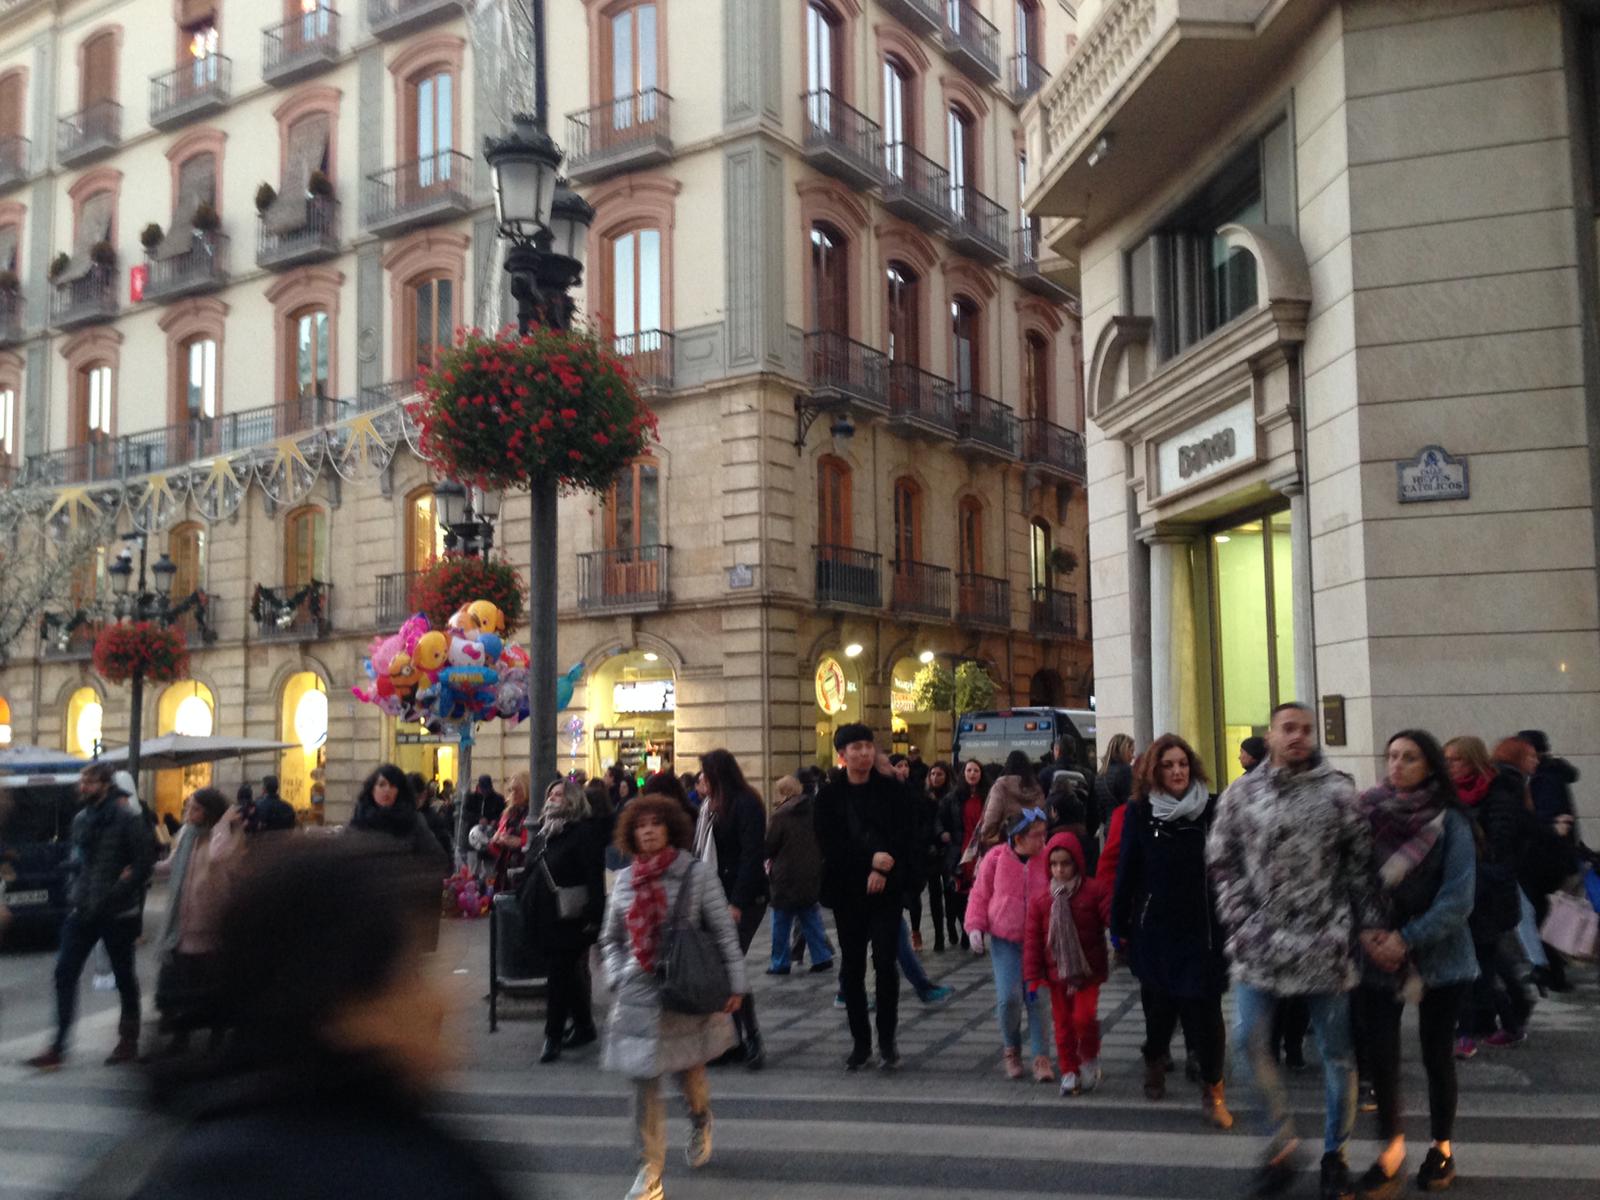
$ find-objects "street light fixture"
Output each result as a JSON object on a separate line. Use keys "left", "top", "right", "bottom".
{"left": 433, "top": 478, "right": 468, "bottom": 530}
{"left": 487, "top": 113, "right": 562, "bottom": 239}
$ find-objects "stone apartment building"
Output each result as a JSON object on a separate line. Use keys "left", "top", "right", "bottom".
{"left": 0, "top": 0, "right": 1088, "bottom": 820}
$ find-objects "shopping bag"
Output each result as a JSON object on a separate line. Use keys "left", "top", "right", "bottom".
{"left": 1539, "top": 890, "right": 1599, "bottom": 961}
{"left": 1515, "top": 888, "right": 1548, "bottom": 968}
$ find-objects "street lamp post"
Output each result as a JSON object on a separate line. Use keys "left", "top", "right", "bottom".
{"left": 484, "top": 6, "right": 595, "bottom": 806}
{"left": 107, "top": 534, "right": 177, "bottom": 783}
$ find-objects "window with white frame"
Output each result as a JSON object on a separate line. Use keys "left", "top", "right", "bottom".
{"left": 85, "top": 364, "right": 112, "bottom": 438}
{"left": 186, "top": 337, "right": 217, "bottom": 419}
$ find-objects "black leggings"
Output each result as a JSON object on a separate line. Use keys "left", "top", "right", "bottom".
{"left": 1356, "top": 982, "right": 1468, "bottom": 1143}
{"left": 1139, "top": 984, "right": 1225, "bottom": 1086}
{"left": 1465, "top": 936, "right": 1531, "bottom": 1037}
{"left": 731, "top": 900, "right": 766, "bottom": 1044}
{"left": 543, "top": 944, "right": 594, "bottom": 1041}
{"left": 905, "top": 875, "right": 948, "bottom": 944}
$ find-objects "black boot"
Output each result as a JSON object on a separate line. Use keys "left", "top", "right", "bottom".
{"left": 538, "top": 1038, "right": 561, "bottom": 1064}
{"left": 739, "top": 995, "right": 765, "bottom": 1070}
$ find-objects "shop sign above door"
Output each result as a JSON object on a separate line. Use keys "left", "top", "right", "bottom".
{"left": 1155, "top": 397, "right": 1256, "bottom": 497}
{"left": 1396, "top": 445, "right": 1469, "bottom": 503}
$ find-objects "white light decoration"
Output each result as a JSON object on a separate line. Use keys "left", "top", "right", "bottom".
{"left": 918, "top": 650, "right": 935, "bottom": 664}
{"left": 75, "top": 700, "right": 104, "bottom": 758}
{"left": 174, "top": 694, "right": 214, "bottom": 738}
{"left": 294, "top": 688, "right": 329, "bottom": 751}
{"left": 844, "top": 643, "right": 863, "bottom": 658}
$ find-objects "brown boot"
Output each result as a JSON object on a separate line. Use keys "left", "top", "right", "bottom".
{"left": 1202, "top": 1081, "right": 1235, "bottom": 1129}
{"left": 105, "top": 1019, "right": 139, "bottom": 1066}
{"left": 1143, "top": 1055, "right": 1166, "bottom": 1100}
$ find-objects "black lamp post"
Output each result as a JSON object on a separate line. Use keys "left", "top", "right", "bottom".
{"left": 107, "top": 533, "right": 178, "bottom": 782}
{"left": 484, "top": 2, "right": 595, "bottom": 804}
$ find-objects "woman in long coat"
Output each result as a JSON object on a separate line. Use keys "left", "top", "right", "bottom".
{"left": 600, "top": 794, "right": 747, "bottom": 1200}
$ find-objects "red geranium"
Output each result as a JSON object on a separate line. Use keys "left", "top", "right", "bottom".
{"left": 93, "top": 621, "right": 190, "bottom": 685}
{"left": 408, "top": 554, "right": 527, "bottom": 632}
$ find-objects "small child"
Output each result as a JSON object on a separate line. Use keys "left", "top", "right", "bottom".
{"left": 1023, "top": 831, "right": 1111, "bottom": 1095}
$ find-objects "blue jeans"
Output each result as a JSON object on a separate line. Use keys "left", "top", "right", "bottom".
{"left": 988, "top": 935, "right": 1047, "bottom": 1057}
{"left": 1234, "top": 984, "right": 1356, "bottom": 1156}
{"left": 898, "top": 918, "right": 934, "bottom": 996}
{"left": 54, "top": 912, "right": 141, "bottom": 1054}
{"left": 770, "top": 904, "right": 833, "bottom": 971}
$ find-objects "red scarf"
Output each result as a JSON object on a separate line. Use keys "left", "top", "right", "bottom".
{"left": 626, "top": 848, "right": 677, "bottom": 973}
{"left": 1453, "top": 769, "right": 1490, "bottom": 808}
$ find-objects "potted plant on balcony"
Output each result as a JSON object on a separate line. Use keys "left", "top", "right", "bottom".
{"left": 255, "top": 182, "right": 277, "bottom": 215}
{"left": 140, "top": 223, "right": 164, "bottom": 255}
{"left": 306, "top": 169, "right": 334, "bottom": 200}
{"left": 47, "top": 252, "right": 69, "bottom": 282}
{"left": 89, "top": 240, "right": 117, "bottom": 271}
{"left": 1048, "top": 546, "right": 1079, "bottom": 578}
{"left": 0, "top": 268, "right": 18, "bottom": 295}
{"left": 192, "top": 202, "right": 221, "bottom": 237}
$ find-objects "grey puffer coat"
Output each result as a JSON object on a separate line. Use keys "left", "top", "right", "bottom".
{"left": 600, "top": 851, "right": 748, "bottom": 1080}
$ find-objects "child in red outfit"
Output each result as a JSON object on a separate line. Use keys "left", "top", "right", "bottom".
{"left": 1024, "top": 831, "right": 1111, "bottom": 1095}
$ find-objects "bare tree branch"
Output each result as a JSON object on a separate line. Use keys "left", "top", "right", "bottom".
{"left": 0, "top": 522, "right": 110, "bottom": 663}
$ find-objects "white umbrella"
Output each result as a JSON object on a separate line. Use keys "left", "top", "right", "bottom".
{"left": 98, "top": 734, "right": 295, "bottom": 771}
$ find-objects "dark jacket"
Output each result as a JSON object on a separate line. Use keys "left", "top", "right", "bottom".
{"left": 936, "top": 786, "right": 966, "bottom": 877}
{"left": 1111, "top": 796, "right": 1228, "bottom": 999}
{"left": 814, "top": 769, "right": 913, "bottom": 912}
{"left": 1529, "top": 755, "right": 1578, "bottom": 825}
{"left": 68, "top": 798, "right": 155, "bottom": 921}
{"left": 247, "top": 792, "right": 297, "bottom": 834}
{"left": 764, "top": 794, "right": 824, "bottom": 910}
{"left": 92, "top": 1058, "right": 516, "bottom": 1200}
{"left": 906, "top": 789, "right": 945, "bottom": 891}
{"left": 520, "top": 817, "right": 606, "bottom": 951}
{"left": 349, "top": 800, "right": 452, "bottom": 873}
{"left": 1470, "top": 766, "right": 1532, "bottom": 939}
{"left": 710, "top": 790, "right": 769, "bottom": 910}
{"left": 1094, "top": 761, "right": 1132, "bottom": 832}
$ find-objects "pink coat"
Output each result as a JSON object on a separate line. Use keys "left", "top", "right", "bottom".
{"left": 964, "top": 842, "right": 1049, "bottom": 945}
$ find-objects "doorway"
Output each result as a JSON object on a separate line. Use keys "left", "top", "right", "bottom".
{"left": 1209, "top": 508, "right": 1295, "bottom": 787}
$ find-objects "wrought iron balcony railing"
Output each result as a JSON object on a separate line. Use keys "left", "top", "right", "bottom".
{"left": 958, "top": 572, "right": 1010, "bottom": 629}
{"left": 1007, "top": 55, "right": 1050, "bottom": 105}
{"left": 805, "top": 329, "right": 889, "bottom": 412}
{"left": 254, "top": 580, "right": 333, "bottom": 640}
{"left": 815, "top": 544, "right": 882, "bottom": 609}
{"left": 954, "top": 391, "right": 1019, "bottom": 458}
{"left": 887, "top": 360, "right": 957, "bottom": 438}
{"left": 367, "top": 0, "right": 463, "bottom": 40}
{"left": 891, "top": 559, "right": 952, "bottom": 619}
{"left": 376, "top": 570, "right": 421, "bottom": 627}
{"left": 51, "top": 265, "right": 118, "bottom": 330}
{"left": 57, "top": 100, "right": 121, "bottom": 167}
{"left": 1029, "top": 585, "right": 1078, "bottom": 638}
{"left": 882, "top": 142, "right": 952, "bottom": 231}
{"left": 1021, "top": 417, "right": 1087, "bottom": 481}
{"left": 363, "top": 151, "right": 473, "bottom": 236}
{"left": 578, "top": 544, "right": 670, "bottom": 612}
{"left": 565, "top": 89, "right": 673, "bottom": 183}
{"left": 258, "top": 196, "right": 341, "bottom": 269}
{"left": 801, "top": 90, "right": 882, "bottom": 190}
{"left": 940, "top": 1, "right": 1001, "bottom": 82}
{"left": 262, "top": 7, "right": 340, "bottom": 85}
{"left": 948, "top": 185, "right": 1009, "bottom": 263}
{"left": 145, "top": 233, "right": 229, "bottom": 302}
{"left": 0, "top": 133, "right": 28, "bottom": 189}
{"left": 0, "top": 290, "right": 22, "bottom": 345}
{"left": 614, "top": 329, "right": 674, "bottom": 393}
{"left": 150, "top": 55, "right": 232, "bottom": 130}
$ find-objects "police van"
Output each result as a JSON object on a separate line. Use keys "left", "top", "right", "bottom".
{"left": 1, "top": 757, "right": 89, "bottom": 942}
{"left": 953, "top": 708, "right": 1098, "bottom": 769}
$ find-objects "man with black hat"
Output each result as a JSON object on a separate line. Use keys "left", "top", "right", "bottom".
{"left": 814, "top": 722, "right": 913, "bottom": 1071}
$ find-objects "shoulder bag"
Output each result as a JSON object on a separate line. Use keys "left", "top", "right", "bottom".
{"left": 656, "top": 860, "right": 732, "bottom": 1015}
{"left": 538, "top": 852, "right": 590, "bottom": 922}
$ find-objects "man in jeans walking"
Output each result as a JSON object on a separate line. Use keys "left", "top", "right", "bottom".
{"left": 25, "top": 763, "right": 154, "bottom": 1070}
{"left": 1208, "top": 703, "right": 1383, "bottom": 1200}
{"left": 815, "top": 723, "right": 913, "bottom": 1071}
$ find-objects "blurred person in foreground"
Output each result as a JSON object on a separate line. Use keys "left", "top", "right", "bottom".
{"left": 70, "top": 836, "right": 514, "bottom": 1200}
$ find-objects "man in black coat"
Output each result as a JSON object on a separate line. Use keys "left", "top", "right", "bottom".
{"left": 250, "top": 774, "right": 298, "bottom": 833}
{"left": 26, "top": 763, "right": 154, "bottom": 1070}
{"left": 814, "top": 723, "right": 913, "bottom": 1071}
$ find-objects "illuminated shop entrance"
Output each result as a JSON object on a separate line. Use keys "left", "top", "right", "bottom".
{"left": 155, "top": 681, "right": 215, "bottom": 822}
{"left": 587, "top": 651, "right": 676, "bottom": 787}
{"left": 1210, "top": 508, "right": 1295, "bottom": 787}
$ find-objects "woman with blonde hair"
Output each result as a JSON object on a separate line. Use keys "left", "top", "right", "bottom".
{"left": 764, "top": 774, "right": 833, "bottom": 977}
{"left": 488, "top": 772, "right": 532, "bottom": 890}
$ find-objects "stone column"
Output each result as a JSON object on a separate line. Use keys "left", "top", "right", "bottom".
{"left": 1138, "top": 527, "right": 1200, "bottom": 743}
{"left": 1127, "top": 507, "right": 1154, "bottom": 749}
{"left": 1273, "top": 471, "right": 1318, "bottom": 708}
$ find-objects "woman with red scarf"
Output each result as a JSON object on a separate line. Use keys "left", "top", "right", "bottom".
{"left": 940, "top": 759, "right": 989, "bottom": 951}
{"left": 600, "top": 794, "right": 747, "bottom": 1200}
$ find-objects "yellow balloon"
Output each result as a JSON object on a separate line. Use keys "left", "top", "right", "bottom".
{"left": 413, "top": 631, "right": 449, "bottom": 673}
{"left": 468, "top": 599, "right": 506, "bottom": 635}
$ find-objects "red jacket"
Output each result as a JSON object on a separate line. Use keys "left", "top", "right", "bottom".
{"left": 1096, "top": 802, "right": 1127, "bottom": 888}
{"left": 1023, "top": 832, "right": 1111, "bottom": 988}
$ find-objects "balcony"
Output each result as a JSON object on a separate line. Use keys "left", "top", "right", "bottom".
{"left": 815, "top": 545, "right": 881, "bottom": 610}
{"left": 144, "top": 233, "right": 229, "bottom": 303}
{"left": 254, "top": 580, "right": 333, "bottom": 641}
{"left": 954, "top": 391, "right": 1019, "bottom": 461}
{"left": 150, "top": 56, "right": 232, "bottom": 131}
{"left": 957, "top": 573, "right": 1010, "bottom": 630}
{"left": 947, "top": 186, "right": 1008, "bottom": 264}
{"left": 881, "top": 143, "right": 951, "bottom": 233}
{"left": 360, "top": 378, "right": 422, "bottom": 412}
{"left": 890, "top": 560, "right": 952, "bottom": 620}
{"left": 940, "top": 2, "right": 1001, "bottom": 84}
{"left": 0, "top": 134, "right": 28, "bottom": 190}
{"left": 805, "top": 329, "right": 890, "bottom": 416}
{"left": 1021, "top": 418, "right": 1087, "bottom": 483}
{"left": 565, "top": 90, "right": 673, "bottom": 184}
{"left": 1030, "top": 585, "right": 1079, "bottom": 639}
{"left": 41, "top": 620, "right": 99, "bottom": 661}
{"left": 376, "top": 571, "right": 420, "bottom": 627}
{"left": 364, "top": 152, "right": 474, "bottom": 237}
{"left": 0, "top": 291, "right": 22, "bottom": 346}
{"left": 51, "top": 266, "right": 118, "bottom": 330}
{"left": 886, "top": 361, "right": 957, "bottom": 441}
{"left": 171, "top": 597, "right": 220, "bottom": 647}
{"left": 57, "top": 101, "right": 121, "bottom": 168}
{"left": 0, "top": 462, "right": 18, "bottom": 491}
{"left": 578, "top": 544, "right": 670, "bottom": 613}
{"left": 262, "top": 8, "right": 341, "bottom": 86}
{"left": 258, "top": 197, "right": 341, "bottom": 270}
{"left": 368, "top": 0, "right": 463, "bottom": 40}
{"left": 801, "top": 91, "right": 882, "bottom": 191}
{"left": 614, "top": 329, "right": 674, "bottom": 394}
{"left": 1012, "top": 225, "right": 1073, "bottom": 301}
{"left": 25, "top": 441, "right": 121, "bottom": 486}
{"left": 879, "top": 0, "right": 942, "bottom": 36}
{"left": 1007, "top": 55, "right": 1049, "bottom": 106}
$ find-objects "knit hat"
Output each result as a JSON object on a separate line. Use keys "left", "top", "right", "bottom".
{"left": 1516, "top": 729, "right": 1550, "bottom": 756}
{"left": 833, "top": 722, "right": 874, "bottom": 752}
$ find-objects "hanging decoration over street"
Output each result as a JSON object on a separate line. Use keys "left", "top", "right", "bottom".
{"left": 92, "top": 621, "right": 190, "bottom": 686}
{"left": 408, "top": 553, "right": 527, "bottom": 633}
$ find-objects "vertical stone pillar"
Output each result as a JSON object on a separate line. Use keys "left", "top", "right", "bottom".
{"left": 1139, "top": 528, "right": 1200, "bottom": 744}
{"left": 1274, "top": 473, "right": 1318, "bottom": 708}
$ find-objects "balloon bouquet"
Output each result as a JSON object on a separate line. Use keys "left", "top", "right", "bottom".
{"left": 352, "top": 598, "right": 531, "bottom": 918}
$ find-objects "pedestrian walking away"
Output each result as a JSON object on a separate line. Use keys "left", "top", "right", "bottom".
{"left": 1024, "top": 831, "right": 1111, "bottom": 1095}
{"left": 944, "top": 759, "right": 989, "bottom": 949}
{"left": 1352, "top": 731, "right": 1479, "bottom": 1198}
{"left": 814, "top": 723, "right": 913, "bottom": 1071}
{"left": 600, "top": 794, "right": 748, "bottom": 1200}
{"left": 977, "top": 751, "right": 1047, "bottom": 855}
{"left": 1208, "top": 703, "right": 1385, "bottom": 1200}
{"left": 967, "top": 806, "right": 1053, "bottom": 1082}
{"left": 1110, "top": 733, "right": 1233, "bottom": 1129}
{"left": 699, "top": 749, "right": 769, "bottom": 1068}
{"left": 764, "top": 774, "right": 835, "bottom": 976}
{"left": 25, "top": 763, "right": 155, "bottom": 1071}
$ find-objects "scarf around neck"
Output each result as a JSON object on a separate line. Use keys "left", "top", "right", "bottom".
{"left": 1359, "top": 782, "right": 1447, "bottom": 891}
{"left": 1048, "top": 877, "right": 1092, "bottom": 988}
{"left": 1452, "top": 770, "right": 1490, "bottom": 808}
{"left": 1149, "top": 779, "right": 1209, "bottom": 824}
{"left": 626, "top": 848, "right": 678, "bottom": 974}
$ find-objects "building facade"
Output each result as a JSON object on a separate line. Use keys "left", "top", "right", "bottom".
{"left": 1024, "top": 0, "right": 1600, "bottom": 814}
{"left": 0, "top": 0, "right": 1088, "bottom": 822}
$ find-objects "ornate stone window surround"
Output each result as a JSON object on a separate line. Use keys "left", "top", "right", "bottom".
{"left": 159, "top": 297, "right": 227, "bottom": 426}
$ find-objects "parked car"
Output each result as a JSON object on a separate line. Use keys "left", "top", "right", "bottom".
{"left": 0, "top": 777, "right": 83, "bottom": 942}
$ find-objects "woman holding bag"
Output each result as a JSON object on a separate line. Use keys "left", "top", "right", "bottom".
{"left": 601, "top": 793, "right": 747, "bottom": 1200}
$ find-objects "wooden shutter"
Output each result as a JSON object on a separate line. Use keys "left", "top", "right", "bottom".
{"left": 63, "top": 192, "right": 113, "bottom": 281}
{"left": 264, "top": 115, "right": 329, "bottom": 235}
{"left": 159, "top": 153, "right": 214, "bottom": 259}
{"left": 0, "top": 73, "right": 22, "bottom": 138}
{"left": 81, "top": 34, "right": 116, "bottom": 108}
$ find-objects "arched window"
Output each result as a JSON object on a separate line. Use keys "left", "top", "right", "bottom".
{"left": 1015, "top": 1, "right": 1041, "bottom": 62}
{"left": 951, "top": 295, "right": 980, "bottom": 397}
{"left": 407, "top": 273, "right": 454, "bottom": 375}
{"left": 406, "top": 65, "right": 454, "bottom": 190}
{"left": 1030, "top": 517, "right": 1052, "bottom": 595}
{"left": 76, "top": 360, "right": 114, "bottom": 445}
{"left": 161, "top": 149, "right": 217, "bottom": 263}
{"left": 79, "top": 30, "right": 118, "bottom": 116}
{"left": 405, "top": 487, "right": 444, "bottom": 575}
{"left": 606, "top": 226, "right": 662, "bottom": 346}
{"left": 892, "top": 477, "right": 921, "bottom": 565}
{"left": 882, "top": 55, "right": 911, "bottom": 175}
{"left": 947, "top": 103, "right": 976, "bottom": 214}
{"left": 65, "top": 685, "right": 104, "bottom": 758}
{"left": 817, "top": 454, "right": 852, "bottom": 550}
{"left": 284, "top": 505, "right": 326, "bottom": 588}
{"left": 807, "top": 2, "right": 842, "bottom": 103}
{"left": 959, "top": 496, "right": 984, "bottom": 577}
{"left": 605, "top": 1, "right": 660, "bottom": 129}
{"left": 886, "top": 262, "right": 919, "bottom": 366}
{"left": 288, "top": 304, "right": 330, "bottom": 403}
{"left": 1023, "top": 331, "right": 1050, "bottom": 423}
{"left": 169, "top": 521, "right": 207, "bottom": 642}
{"left": 810, "top": 222, "right": 849, "bottom": 336}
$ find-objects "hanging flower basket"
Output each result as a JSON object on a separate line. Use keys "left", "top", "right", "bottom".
{"left": 409, "top": 553, "right": 527, "bottom": 632}
{"left": 93, "top": 621, "right": 190, "bottom": 685}
{"left": 413, "top": 325, "right": 658, "bottom": 495}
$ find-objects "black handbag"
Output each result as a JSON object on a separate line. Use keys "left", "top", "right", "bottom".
{"left": 656, "top": 861, "right": 732, "bottom": 1015}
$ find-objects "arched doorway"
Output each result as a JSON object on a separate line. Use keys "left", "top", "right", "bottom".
{"left": 586, "top": 650, "right": 676, "bottom": 786}
{"left": 65, "top": 686, "right": 103, "bottom": 758}
{"left": 889, "top": 656, "right": 940, "bottom": 761}
{"left": 812, "top": 650, "right": 862, "bottom": 766}
{"left": 278, "top": 672, "right": 327, "bottom": 821}
{"left": 155, "top": 681, "right": 215, "bottom": 822}
{"left": 385, "top": 714, "right": 459, "bottom": 797}
{"left": 1028, "top": 668, "right": 1064, "bottom": 707}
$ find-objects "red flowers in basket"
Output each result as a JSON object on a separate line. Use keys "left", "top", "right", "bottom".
{"left": 408, "top": 554, "right": 527, "bottom": 633}
{"left": 92, "top": 621, "right": 190, "bottom": 685}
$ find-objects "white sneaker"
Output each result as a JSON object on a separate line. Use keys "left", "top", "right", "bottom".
{"left": 1079, "top": 1058, "right": 1103, "bottom": 1091}
{"left": 1059, "top": 1071, "right": 1079, "bottom": 1096}
{"left": 625, "top": 1168, "right": 665, "bottom": 1200}
{"left": 686, "top": 1115, "right": 713, "bottom": 1169}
